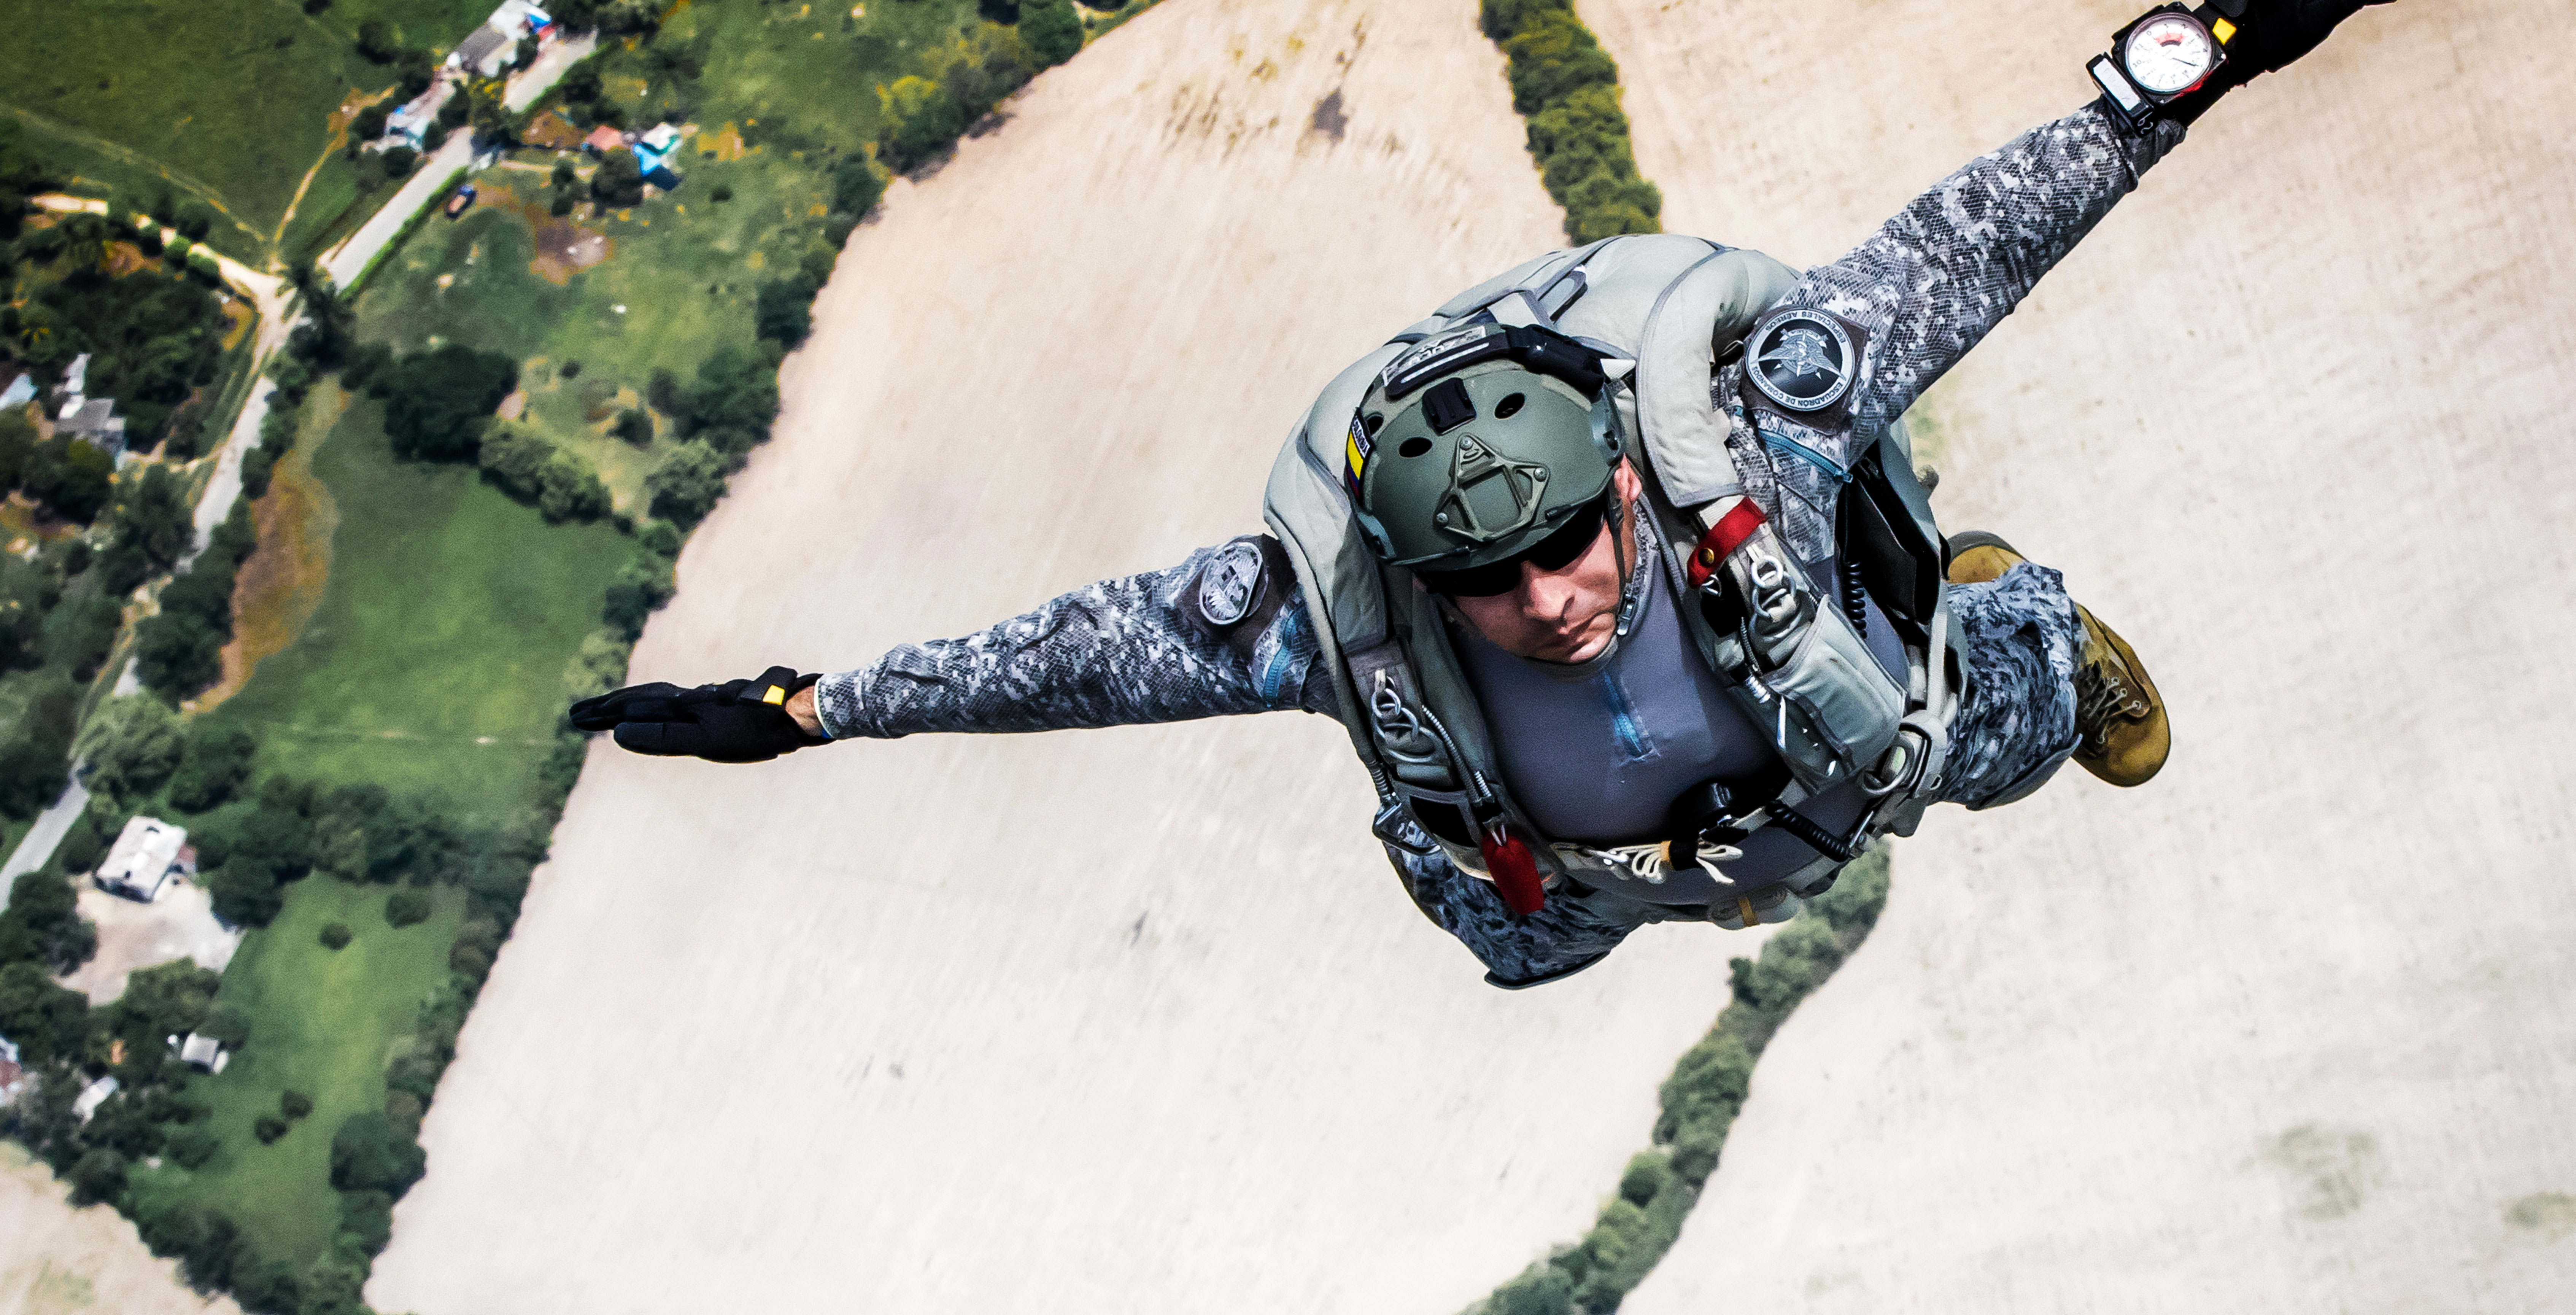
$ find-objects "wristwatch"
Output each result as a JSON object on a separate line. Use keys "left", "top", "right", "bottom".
{"left": 2088, "top": 2, "right": 2242, "bottom": 128}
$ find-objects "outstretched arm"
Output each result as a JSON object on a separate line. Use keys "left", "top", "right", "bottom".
{"left": 578, "top": 538, "right": 1333, "bottom": 761}
{"left": 810, "top": 537, "right": 1333, "bottom": 739}
{"left": 1790, "top": 0, "right": 2390, "bottom": 434}
{"left": 1799, "top": 102, "right": 2184, "bottom": 436}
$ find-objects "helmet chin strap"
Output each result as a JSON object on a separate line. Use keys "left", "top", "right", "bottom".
{"left": 1524, "top": 487, "right": 1648, "bottom": 683}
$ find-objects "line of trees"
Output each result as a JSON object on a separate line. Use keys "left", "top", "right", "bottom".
{"left": 1479, "top": 0, "right": 1662, "bottom": 243}
{"left": 1478, "top": 851, "right": 1893, "bottom": 1315}
{"left": 132, "top": 501, "right": 256, "bottom": 702}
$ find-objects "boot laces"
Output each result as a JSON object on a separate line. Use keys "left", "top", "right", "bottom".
{"left": 2074, "top": 648, "right": 2150, "bottom": 743}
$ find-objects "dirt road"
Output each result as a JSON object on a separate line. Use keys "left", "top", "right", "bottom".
{"left": 1581, "top": 1, "right": 2576, "bottom": 1311}
{"left": 368, "top": 3, "right": 1768, "bottom": 1312}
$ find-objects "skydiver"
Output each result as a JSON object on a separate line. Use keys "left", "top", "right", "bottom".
{"left": 573, "top": 0, "right": 2391, "bottom": 986}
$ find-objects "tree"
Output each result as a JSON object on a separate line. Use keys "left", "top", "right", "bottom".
{"left": 382, "top": 343, "right": 518, "bottom": 461}
{"left": 645, "top": 441, "right": 727, "bottom": 527}
{"left": 168, "top": 721, "right": 257, "bottom": 812}
{"left": 174, "top": 202, "right": 214, "bottom": 242}
{"left": 602, "top": 555, "right": 675, "bottom": 640}
{"left": 831, "top": 157, "right": 889, "bottom": 219}
{"left": 68, "top": 1148, "right": 129, "bottom": 1205}
{"left": 54, "top": 213, "right": 111, "bottom": 280}
{"left": 477, "top": 423, "right": 609, "bottom": 522}
{"left": 877, "top": 76, "right": 964, "bottom": 171}
{"left": 385, "top": 889, "right": 431, "bottom": 927}
{"left": 754, "top": 275, "right": 818, "bottom": 348}
{"left": 0, "top": 677, "right": 77, "bottom": 818}
{"left": 612, "top": 408, "right": 653, "bottom": 445}
{"left": 19, "top": 436, "right": 115, "bottom": 523}
{"left": 209, "top": 859, "right": 282, "bottom": 927}
{"left": 77, "top": 695, "right": 184, "bottom": 803}
{"left": 109, "top": 463, "right": 193, "bottom": 572}
{"left": 1500, "top": 9, "right": 1617, "bottom": 114}
{"left": 351, "top": 105, "right": 389, "bottom": 143}
{"left": 1020, "top": 0, "right": 1084, "bottom": 68}
{"left": 329, "top": 1111, "right": 427, "bottom": 1196}
{"left": 337, "top": 1191, "right": 394, "bottom": 1255}
{"left": 0, "top": 960, "right": 89, "bottom": 1064}
{"left": 589, "top": 149, "right": 644, "bottom": 208}
{"left": 677, "top": 342, "right": 780, "bottom": 437}
{"left": 356, "top": 18, "right": 399, "bottom": 62}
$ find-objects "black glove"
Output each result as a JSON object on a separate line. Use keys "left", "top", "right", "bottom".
{"left": 2172, "top": 0, "right": 2395, "bottom": 122}
{"left": 567, "top": 666, "right": 826, "bottom": 763}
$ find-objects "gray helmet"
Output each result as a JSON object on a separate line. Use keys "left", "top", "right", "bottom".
{"left": 1348, "top": 322, "right": 1627, "bottom": 571}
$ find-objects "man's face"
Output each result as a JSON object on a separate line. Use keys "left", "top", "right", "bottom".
{"left": 1445, "top": 461, "right": 1644, "bottom": 664}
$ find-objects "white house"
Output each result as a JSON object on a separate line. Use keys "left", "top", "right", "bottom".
{"left": 95, "top": 815, "right": 194, "bottom": 902}
{"left": 56, "top": 353, "right": 89, "bottom": 401}
{"left": 72, "top": 1074, "right": 119, "bottom": 1124}
{"left": 2, "top": 370, "right": 37, "bottom": 410}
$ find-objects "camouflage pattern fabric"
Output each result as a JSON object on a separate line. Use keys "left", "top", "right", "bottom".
{"left": 811, "top": 542, "right": 1335, "bottom": 740}
{"left": 814, "top": 100, "right": 2176, "bottom": 982}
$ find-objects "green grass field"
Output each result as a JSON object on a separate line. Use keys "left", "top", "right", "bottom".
{"left": 0, "top": 1, "right": 493, "bottom": 263}
{"left": 127, "top": 876, "right": 466, "bottom": 1266}
{"left": 197, "top": 393, "right": 630, "bottom": 820}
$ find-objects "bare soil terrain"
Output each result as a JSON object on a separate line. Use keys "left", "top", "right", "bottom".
{"left": 0, "top": 1145, "right": 239, "bottom": 1315}
{"left": 369, "top": 2, "right": 1769, "bottom": 1312}
{"left": 1581, "top": 0, "right": 2576, "bottom": 1310}
{"left": 56, "top": 880, "right": 243, "bottom": 1005}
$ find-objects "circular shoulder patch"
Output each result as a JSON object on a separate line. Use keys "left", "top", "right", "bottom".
{"left": 1196, "top": 539, "right": 1268, "bottom": 628}
{"left": 1746, "top": 310, "right": 1855, "bottom": 414}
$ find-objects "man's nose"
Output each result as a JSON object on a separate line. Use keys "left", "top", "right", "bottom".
{"left": 1518, "top": 560, "right": 1575, "bottom": 620}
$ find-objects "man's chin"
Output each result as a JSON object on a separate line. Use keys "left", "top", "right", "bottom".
{"left": 1548, "top": 628, "right": 1614, "bottom": 664}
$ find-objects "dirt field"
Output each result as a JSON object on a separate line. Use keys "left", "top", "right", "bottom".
{"left": 1579, "top": 0, "right": 2576, "bottom": 1311}
{"left": 367, "top": 2, "right": 1771, "bottom": 1312}
{"left": 0, "top": 1145, "right": 238, "bottom": 1315}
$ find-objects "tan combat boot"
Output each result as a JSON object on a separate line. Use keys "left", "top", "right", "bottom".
{"left": 1944, "top": 531, "right": 2170, "bottom": 787}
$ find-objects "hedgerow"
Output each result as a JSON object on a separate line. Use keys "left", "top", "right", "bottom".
{"left": 1473, "top": 848, "right": 1892, "bottom": 1314}
{"left": 1479, "top": 0, "right": 1662, "bottom": 243}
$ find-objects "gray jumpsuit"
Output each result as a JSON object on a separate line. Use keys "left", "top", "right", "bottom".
{"left": 813, "top": 102, "right": 2182, "bottom": 984}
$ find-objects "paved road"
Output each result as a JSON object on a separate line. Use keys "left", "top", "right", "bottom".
{"left": 507, "top": 34, "right": 597, "bottom": 112}
{"left": 319, "top": 37, "right": 596, "bottom": 290}
{"left": 0, "top": 778, "right": 90, "bottom": 888}
{"left": 316, "top": 133, "right": 475, "bottom": 291}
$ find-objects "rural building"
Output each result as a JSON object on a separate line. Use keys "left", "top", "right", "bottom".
{"left": 94, "top": 815, "right": 194, "bottom": 903}
{"left": 56, "top": 398, "right": 126, "bottom": 454}
{"left": 583, "top": 124, "right": 628, "bottom": 154}
{"left": 451, "top": 24, "right": 514, "bottom": 78}
{"left": 170, "top": 1032, "right": 231, "bottom": 1074}
{"left": 0, "top": 1037, "right": 24, "bottom": 1107}
{"left": 0, "top": 371, "right": 32, "bottom": 410}
{"left": 450, "top": 0, "right": 554, "bottom": 76}
{"left": 72, "top": 1074, "right": 118, "bottom": 1124}
{"left": 55, "top": 353, "right": 88, "bottom": 401}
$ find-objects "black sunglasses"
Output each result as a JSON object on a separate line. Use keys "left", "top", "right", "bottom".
{"left": 1416, "top": 494, "right": 1612, "bottom": 598}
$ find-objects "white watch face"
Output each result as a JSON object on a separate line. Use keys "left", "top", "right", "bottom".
{"left": 2123, "top": 13, "right": 2216, "bottom": 95}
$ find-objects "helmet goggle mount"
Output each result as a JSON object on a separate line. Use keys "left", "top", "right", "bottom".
{"left": 1379, "top": 321, "right": 1613, "bottom": 406}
